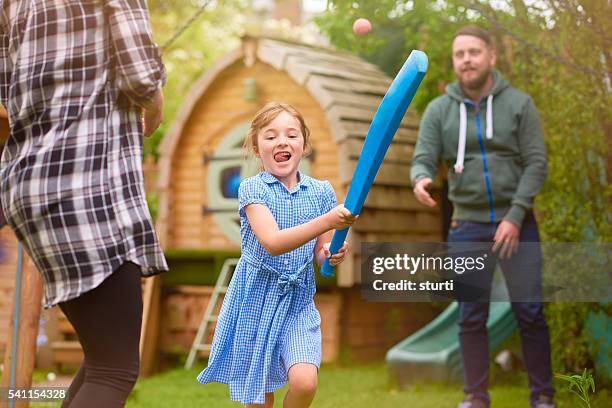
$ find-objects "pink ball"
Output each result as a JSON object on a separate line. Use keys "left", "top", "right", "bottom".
{"left": 352, "top": 18, "right": 372, "bottom": 36}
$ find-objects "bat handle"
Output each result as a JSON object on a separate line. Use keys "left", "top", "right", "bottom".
{"left": 320, "top": 228, "right": 350, "bottom": 278}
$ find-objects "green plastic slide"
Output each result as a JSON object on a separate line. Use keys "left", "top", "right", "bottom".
{"left": 386, "top": 302, "right": 517, "bottom": 387}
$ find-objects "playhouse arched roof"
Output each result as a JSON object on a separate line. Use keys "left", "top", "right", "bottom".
{"left": 158, "top": 36, "right": 419, "bottom": 190}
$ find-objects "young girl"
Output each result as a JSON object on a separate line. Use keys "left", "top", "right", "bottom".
{"left": 197, "top": 102, "right": 356, "bottom": 407}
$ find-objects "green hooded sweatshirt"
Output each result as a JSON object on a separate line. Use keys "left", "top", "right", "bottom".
{"left": 410, "top": 71, "right": 547, "bottom": 227}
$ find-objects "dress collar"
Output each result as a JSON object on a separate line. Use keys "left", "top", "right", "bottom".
{"left": 260, "top": 171, "right": 310, "bottom": 192}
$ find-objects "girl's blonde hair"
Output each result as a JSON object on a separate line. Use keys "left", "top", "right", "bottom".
{"left": 243, "top": 102, "right": 311, "bottom": 157}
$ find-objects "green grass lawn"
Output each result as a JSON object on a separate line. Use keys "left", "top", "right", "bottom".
{"left": 125, "top": 362, "right": 612, "bottom": 408}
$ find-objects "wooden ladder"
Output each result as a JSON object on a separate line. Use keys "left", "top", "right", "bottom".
{"left": 184, "top": 258, "right": 238, "bottom": 369}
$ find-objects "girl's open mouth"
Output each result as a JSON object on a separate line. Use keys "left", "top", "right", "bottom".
{"left": 274, "top": 152, "right": 291, "bottom": 162}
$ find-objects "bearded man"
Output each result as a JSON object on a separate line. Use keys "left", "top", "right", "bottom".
{"left": 410, "top": 26, "right": 555, "bottom": 408}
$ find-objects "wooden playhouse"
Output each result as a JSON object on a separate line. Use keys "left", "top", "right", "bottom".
{"left": 155, "top": 36, "right": 445, "bottom": 363}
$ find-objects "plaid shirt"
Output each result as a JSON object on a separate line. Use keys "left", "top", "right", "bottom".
{"left": 0, "top": 0, "right": 168, "bottom": 308}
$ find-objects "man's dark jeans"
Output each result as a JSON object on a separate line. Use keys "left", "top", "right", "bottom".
{"left": 448, "top": 213, "right": 554, "bottom": 407}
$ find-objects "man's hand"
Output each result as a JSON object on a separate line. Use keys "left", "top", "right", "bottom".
{"left": 142, "top": 90, "right": 163, "bottom": 137}
{"left": 413, "top": 177, "right": 437, "bottom": 207}
{"left": 492, "top": 220, "right": 520, "bottom": 259}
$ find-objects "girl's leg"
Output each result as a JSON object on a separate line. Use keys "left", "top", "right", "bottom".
{"left": 283, "top": 363, "right": 318, "bottom": 408}
{"left": 245, "top": 392, "right": 274, "bottom": 408}
{"left": 58, "top": 261, "right": 142, "bottom": 407}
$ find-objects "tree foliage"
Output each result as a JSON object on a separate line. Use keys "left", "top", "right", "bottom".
{"left": 146, "top": 0, "right": 246, "bottom": 158}
{"left": 315, "top": 0, "right": 475, "bottom": 113}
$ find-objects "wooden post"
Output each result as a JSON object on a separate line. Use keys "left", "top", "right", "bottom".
{"left": 139, "top": 274, "right": 162, "bottom": 377}
{"left": 0, "top": 254, "right": 44, "bottom": 408}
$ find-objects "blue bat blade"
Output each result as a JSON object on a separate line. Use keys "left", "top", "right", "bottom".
{"left": 321, "top": 50, "right": 428, "bottom": 277}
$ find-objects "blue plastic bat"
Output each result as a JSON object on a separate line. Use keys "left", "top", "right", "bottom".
{"left": 321, "top": 50, "right": 428, "bottom": 277}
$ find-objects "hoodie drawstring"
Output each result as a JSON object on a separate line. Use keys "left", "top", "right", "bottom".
{"left": 486, "top": 94, "right": 493, "bottom": 140}
{"left": 454, "top": 95, "right": 494, "bottom": 174}
{"left": 454, "top": 102, "right": 467, "bottom": 174}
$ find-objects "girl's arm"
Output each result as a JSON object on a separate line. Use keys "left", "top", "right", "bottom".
{"left": 244, "top": 204, "right": 355, "bottom": 257}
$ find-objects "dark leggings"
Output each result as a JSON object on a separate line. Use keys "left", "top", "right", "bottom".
{"left": 59, "top": 261, "right": 142, "bottom": 408}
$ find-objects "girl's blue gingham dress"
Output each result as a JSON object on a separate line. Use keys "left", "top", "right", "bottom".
{"left": 197, "top": 171, "right": 336, "bottom": 404}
